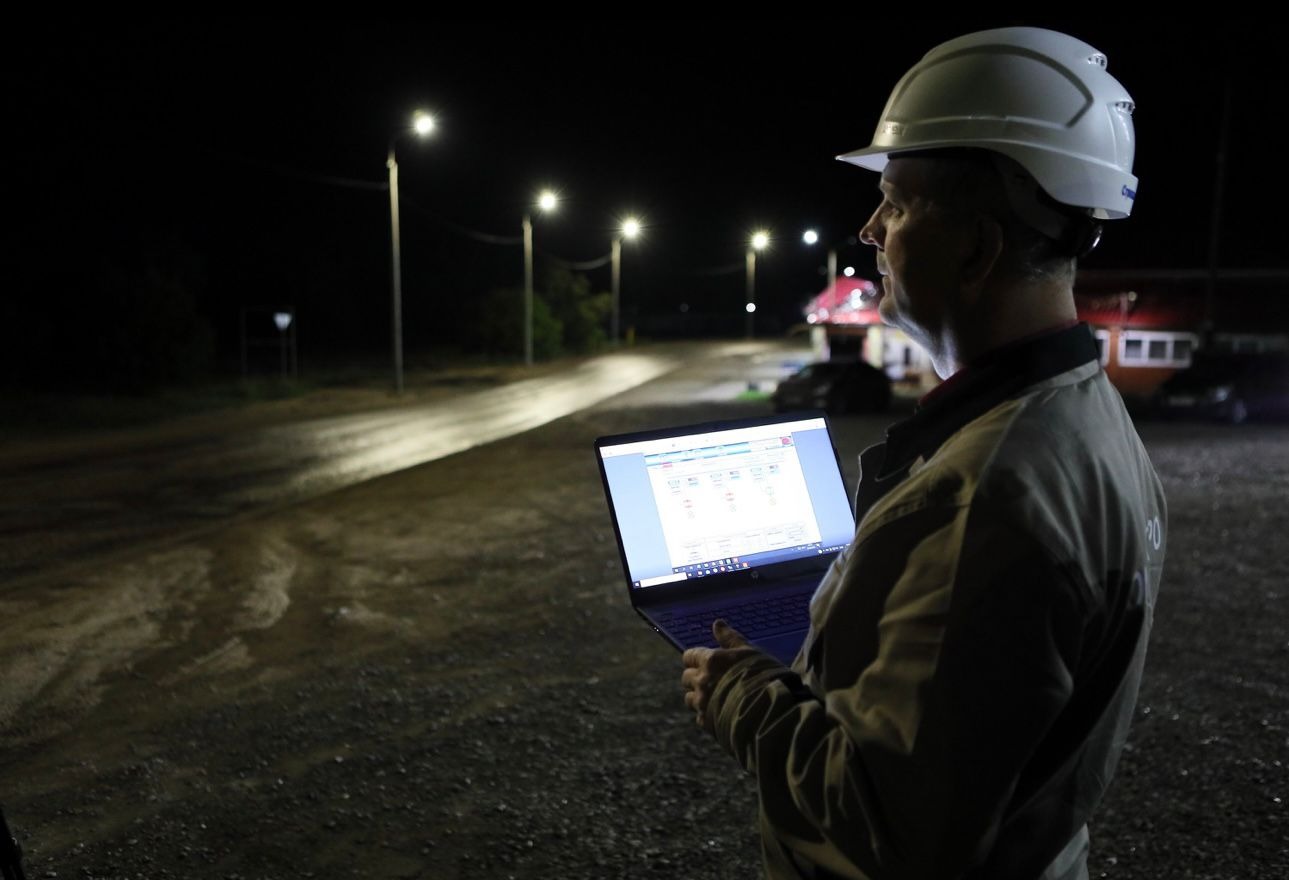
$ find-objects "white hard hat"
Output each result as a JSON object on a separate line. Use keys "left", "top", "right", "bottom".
{"left": 838, "top": 27, "right": 1137, "bottom": 220}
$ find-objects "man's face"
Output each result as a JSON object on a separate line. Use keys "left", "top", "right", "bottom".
{"left": 859, "top": 157, "right": 970, "bottom": 351}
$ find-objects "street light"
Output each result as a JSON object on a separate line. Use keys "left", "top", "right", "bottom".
{"left": 803, "top": 228, "right": 838, "bottom": 294}
{"left": 746, "top": 230, "right": 770, "bottom": 339}
{"left": 273, "top": 310, "right": 296, "bottom": 380}
{"left": 523, "top": 189, "right": 559, "bottom": 366}
{"left": 386, "top": 110, "right": 436, "bottom": 394}
{"left": 611, "top": 216, "right": 642, "bottom": 345}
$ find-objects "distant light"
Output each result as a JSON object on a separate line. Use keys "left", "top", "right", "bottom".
{"left": 622, "top": 217, "right": 641, "bottom": 239}
{"left": 752, "top": 231, "right": 770, "bottom": 250}
{"left": 413, "top": 112, "right": 436, "bottom": 136}
{"left": 538, "top": 190, "right": 559, "bottom": 212}
{"left": 274, "top": 312, "right": 293, "bottom": 331}
{"left": 745, "top": 303, "right": 757, "bottom": 313}
{"left": 843, "top": 266, "right": 856, "bottom": 277}
{"left": 806, "top": 314, "right": 818, "bottom": 324}
{"left": 802, "top": 230, "right": 819, "bottom": 245}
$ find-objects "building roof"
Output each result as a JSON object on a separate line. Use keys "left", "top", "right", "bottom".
{"left": 804, "top": 277, "right": 882, "bottom": 326}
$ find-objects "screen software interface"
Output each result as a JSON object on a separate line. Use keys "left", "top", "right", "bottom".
{"left": 600, "top": 418, "right": 854, "bottom": 588}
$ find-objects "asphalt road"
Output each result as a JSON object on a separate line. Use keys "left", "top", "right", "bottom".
{"left": 0, "top": 342, "right": 808, "bottom": 587}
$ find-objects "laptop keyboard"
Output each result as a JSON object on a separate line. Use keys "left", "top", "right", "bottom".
{"left": 655, "top": 592, "right": 812, "bottom": 646}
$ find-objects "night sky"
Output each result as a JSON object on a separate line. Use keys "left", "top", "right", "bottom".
{"left": 4, "top": 19, "right": 1284, "bottom": 385}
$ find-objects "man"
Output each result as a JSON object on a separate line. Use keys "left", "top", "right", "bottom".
{"left": 681, "top": 27, "right": 1167, "bottom": 880}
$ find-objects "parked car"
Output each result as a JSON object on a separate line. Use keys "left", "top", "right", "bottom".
{"left": 1152, "top": 352, "right": 1289, "bottom": 424}
{"left": 771, "top": 360, "right": 892, "bottom": 415}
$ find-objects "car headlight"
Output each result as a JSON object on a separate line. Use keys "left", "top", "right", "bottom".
{"left": 1204, "top": 384, "right": 1233, "bottom": 404}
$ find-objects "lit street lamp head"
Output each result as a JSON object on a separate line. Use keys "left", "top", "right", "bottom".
{"left": 803, "top": 229, "right": 819, "bottom": 245}
{"left": 412, "top": 111, "right": 437, "bottom": 136}
{"left": 752, "top": 231, "right": 770, "bottom": 251}
{"left": 622, "top": 217, "right": 642, "bottom": 239}
{"left": 538, "top": 190, "right": 559, "bottom": 212}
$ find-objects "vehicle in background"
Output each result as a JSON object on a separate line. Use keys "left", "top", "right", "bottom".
{"left": 1152, "top": 352, "right": 1289, "bottom": 424}
{"left": 771, "top": 360, "right": 892, "bottom": 415}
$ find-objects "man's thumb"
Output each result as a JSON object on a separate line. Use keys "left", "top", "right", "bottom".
{"left": 713, "top": 618, "right": 748, "bottom": 648}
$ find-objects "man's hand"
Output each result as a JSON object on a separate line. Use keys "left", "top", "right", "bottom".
{"left": 680, "top": 619, "right": 762, "bottom": 734}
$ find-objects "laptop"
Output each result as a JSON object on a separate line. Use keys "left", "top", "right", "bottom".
{"left": 595, "top": 411, "right": 855, "bottom": 665}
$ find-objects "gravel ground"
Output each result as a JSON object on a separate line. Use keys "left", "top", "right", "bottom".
{"left": 1, "top": 393, "right": 1286, "bottom": 879}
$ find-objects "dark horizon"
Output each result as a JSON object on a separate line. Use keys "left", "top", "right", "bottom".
{"left": 4, "top": 19, "right": 1284, "bottom": 389}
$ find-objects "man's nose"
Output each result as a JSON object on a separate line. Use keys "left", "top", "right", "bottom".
{"left": 859, "top": 214, "right": 882, "bottom": 248}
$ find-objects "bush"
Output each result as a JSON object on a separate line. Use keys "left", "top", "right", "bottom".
{"left": 6, "top": 236, "right": 215, "bottom": 392}
{"left": 471, "top": 288, "right": 562, "bottom": 360}
{"left": 542, "top": 266, "right": 610, "bottom": 354}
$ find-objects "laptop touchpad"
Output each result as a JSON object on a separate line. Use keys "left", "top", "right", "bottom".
{"left": 753, "top": 631, "right": 805, "bottom": 666}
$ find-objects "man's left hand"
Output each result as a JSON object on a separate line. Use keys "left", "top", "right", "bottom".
{"left": 680, "top": 619, "right": 762, "bottom": 734}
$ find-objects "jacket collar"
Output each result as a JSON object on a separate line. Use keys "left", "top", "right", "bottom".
{"left": 876, "top": 322, "right": 1099, "bottom": 479}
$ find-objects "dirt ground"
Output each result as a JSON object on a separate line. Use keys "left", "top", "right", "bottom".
{"left": 1, "top": 385, "right": 1287, "bottom": 878}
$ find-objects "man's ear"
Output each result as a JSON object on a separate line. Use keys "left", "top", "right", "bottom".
{"left": 960, "top": 214, "right": 1004, "bottom": 295}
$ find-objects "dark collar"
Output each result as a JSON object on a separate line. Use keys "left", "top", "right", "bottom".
{"left": 875, "top": 323, "right": 1099, "bottom": 479}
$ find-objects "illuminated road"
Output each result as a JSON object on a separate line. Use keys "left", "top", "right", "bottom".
{"left": 0, "top": 342, "right": 797, "bottom": 585}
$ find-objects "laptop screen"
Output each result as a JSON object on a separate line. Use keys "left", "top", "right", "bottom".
{"left": 598, "top": 415, "right": 855, "bottom": 590}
